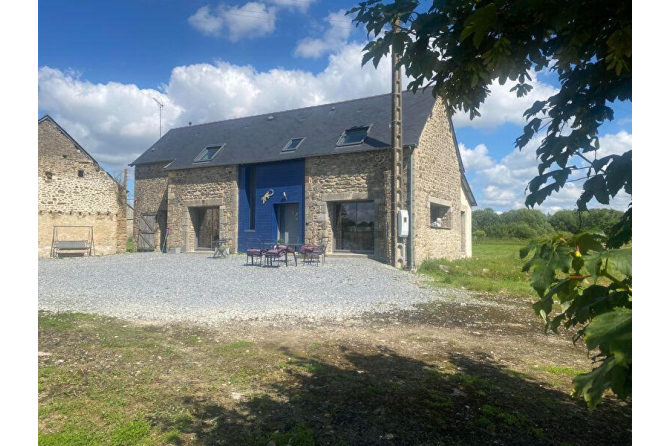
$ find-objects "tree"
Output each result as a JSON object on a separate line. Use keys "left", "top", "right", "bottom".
{"left": 471, "top": 208, "right": 500, "bottom": 236}
{"left": 349, "top": 0, "right": 631, "bottom": 409}
{"left": 549, "top": 209, "right": 624, "bottom": 235}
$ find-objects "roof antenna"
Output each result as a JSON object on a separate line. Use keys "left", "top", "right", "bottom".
{"left": 153, "top": 97, "right": 164, "bottom": 138}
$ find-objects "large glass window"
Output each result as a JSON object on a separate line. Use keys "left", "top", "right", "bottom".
{"left": 335, "top": 201, "right": 375, "bottom": 252}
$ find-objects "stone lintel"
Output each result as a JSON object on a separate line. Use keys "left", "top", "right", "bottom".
{"left": 427, "top": 196, "right": 452, "bottom": 208}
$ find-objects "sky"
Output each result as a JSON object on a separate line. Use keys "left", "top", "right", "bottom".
{"left": 38, "top": 0, "right": 632, "bottom": 213}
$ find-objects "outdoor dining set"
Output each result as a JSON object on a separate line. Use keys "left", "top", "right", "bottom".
{"left": 213, "top": 238, "right": 326, "bottom": 266}
{"left": 245, "top": 238, "right": 326, "bottom": 266}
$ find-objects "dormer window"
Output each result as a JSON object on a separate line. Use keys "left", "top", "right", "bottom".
{"left": 282, "top": 137, "right": 304, "bottom": 153}
{"left": 337, "top": 125, "right": 370, "bottom": 147}
{"left": 194, "top": 145, "right": 223, "bottom": 163}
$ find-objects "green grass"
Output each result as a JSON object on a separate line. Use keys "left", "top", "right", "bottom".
{"left": 418, "top": 239, "right": 536, "bottom": 297}
{"left": 38, "top": 311, "right": 630, "bottom": 445}
{"left": 126, "top": 237, "right": 135, "bottom": 252}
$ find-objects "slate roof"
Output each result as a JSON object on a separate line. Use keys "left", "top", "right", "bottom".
{"left": 131, "top": 88, "right": 437, "bottom": 170}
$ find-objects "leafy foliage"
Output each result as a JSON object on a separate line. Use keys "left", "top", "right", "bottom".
{"left": 521, "top": 232, "right": 631, "bottom": 408}
{"left": 548, "top": 209, "right": 624, "bottom": 235}
{"left": 349, "top": 0, "right": 632, "bottom": 409}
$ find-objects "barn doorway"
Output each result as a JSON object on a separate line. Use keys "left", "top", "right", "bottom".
{"left": 194, "top": 207, "right": 219, "bottom": 250}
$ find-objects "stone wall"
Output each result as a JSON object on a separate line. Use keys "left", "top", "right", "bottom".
{"left": 411, "top": 98, "right": 469, "bottom": 264}
{"left": 305, "top": 151, "right": 392, "bottom": 262}
{"left": 166, "top": 165, "right": 238, "bottom": 253}
{"left": 133, "top": 163, "right": 169, "bottom": 251}
{"left": 38, "top": 118, "right": 126, "bottom": 257}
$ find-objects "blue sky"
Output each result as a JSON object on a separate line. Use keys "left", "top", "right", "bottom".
{"left": 38, "top": 0, "right": 632, "bottom": 212}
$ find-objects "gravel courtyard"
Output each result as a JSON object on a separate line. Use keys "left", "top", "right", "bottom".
{"left": 38, "top": 253, "right": 446, "bottom": 324}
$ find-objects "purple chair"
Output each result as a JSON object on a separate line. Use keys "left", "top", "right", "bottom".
{"left": 264, "top": 240, "right": 297, "bottom": 266}
{"left": 246, "top": 238, "right": 263, "bottom": 265}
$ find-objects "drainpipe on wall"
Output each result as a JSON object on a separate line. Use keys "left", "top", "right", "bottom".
{"left": 406, "top": 144, "right": 416, "bottom": 270}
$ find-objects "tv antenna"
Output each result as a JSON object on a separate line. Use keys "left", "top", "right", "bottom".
{"left": 153, "top": 97, "right": 164, "bottom": 138}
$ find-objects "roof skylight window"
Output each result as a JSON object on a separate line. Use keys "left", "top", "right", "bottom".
{"left": 194, "top": 145, "right": 223, "bottom": 163}
{"left": 282, "top": 137, "right": 305, "bottom": 153}
{"left": 337, "top": 125, "right": 370, "bottom": 147}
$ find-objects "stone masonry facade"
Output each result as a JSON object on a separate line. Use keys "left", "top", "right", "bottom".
{"left": 133, "top": 97, "right": 472, "bottom": 265}
{"left": 304, "top": 151, "right": 394, "bottom": 263}
{"left": 167, "top": 165, "right": 238, "bottom": 253}
{"left": 38, "top": 117, "right": 127, "bottom": 257}
{"left": 411, "top": 97, "right": 471, "bottom": 264}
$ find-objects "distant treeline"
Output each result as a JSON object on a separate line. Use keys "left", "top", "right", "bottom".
{"left": 472, "top": 208, "right": 624, "bottom": 240}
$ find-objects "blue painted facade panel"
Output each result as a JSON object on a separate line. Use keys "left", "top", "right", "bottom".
{"left": 238, "top": 159, "right": 305, "bottom": 251}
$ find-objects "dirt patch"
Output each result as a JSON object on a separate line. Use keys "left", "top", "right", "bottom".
{"left": 38, "top": 290, "right": 631, "bottom": 445}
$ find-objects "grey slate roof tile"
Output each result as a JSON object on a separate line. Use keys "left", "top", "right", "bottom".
{"left": 130, "top": 88, "right": 437, "bottom": 170}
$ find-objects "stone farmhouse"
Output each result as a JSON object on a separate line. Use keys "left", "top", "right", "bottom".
{"left": 131, "top": 88, "right": 476, "bottom": 266}
{"left": 38, "top": 115, "right": 127, "bottom": 257}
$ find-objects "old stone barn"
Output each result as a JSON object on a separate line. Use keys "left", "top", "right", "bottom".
{"left": 38, "top": 116, "right": 127, "bottom": 257}
{"left": 131, "top": 89, "right": 476, "bottom": 266}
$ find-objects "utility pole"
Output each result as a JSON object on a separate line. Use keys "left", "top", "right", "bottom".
{"left": 153, "top": 97, "right": 164, "bottom": 138}
{"left": 391, "top": 16, "right": 404, "bottom": 269}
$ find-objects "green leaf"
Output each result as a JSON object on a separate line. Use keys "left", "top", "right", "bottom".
{"left": 583, "top": 249, "right": 632, "bottom": 279}
{"left": 572, "top": 357, "right": 616, "bottom": 409}
{"left": 459, "top": 4, "right": 497, "bottom": 49}
{"left": 584, "top": 308, "right": 632, "bottom": 364}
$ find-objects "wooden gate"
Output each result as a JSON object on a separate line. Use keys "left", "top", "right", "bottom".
{"left": 138, "top": 214, "right": 156, "bottom": 251}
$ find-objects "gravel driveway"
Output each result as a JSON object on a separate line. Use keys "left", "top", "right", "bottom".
{"left": 38, "top": 253, "right": 443, "bottom": 324}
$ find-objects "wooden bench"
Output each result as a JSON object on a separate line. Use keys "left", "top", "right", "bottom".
{"left": 52, "top": 240, "right": 91, "bottom": 258}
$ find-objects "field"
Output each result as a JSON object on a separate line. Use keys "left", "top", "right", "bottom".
{"left": 419, "top": 240, "right": 536, "bottom": 298}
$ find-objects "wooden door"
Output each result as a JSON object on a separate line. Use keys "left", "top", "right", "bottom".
{"left": 138, "top": 214, "right": 156, "bottom": 251}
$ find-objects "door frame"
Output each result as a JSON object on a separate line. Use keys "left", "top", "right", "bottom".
{"left": 193, "top": 206, "right": 220, "bottom": 251}
{"left": 333, "top": 200, "right": 376, "bottom": 254}
{"left": 274, "top": 202, "right": 302, "bottom": 244}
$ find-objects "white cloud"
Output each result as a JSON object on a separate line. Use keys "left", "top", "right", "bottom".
{"left": 188, "top": 2, "right": 276, "bottom": 42}
{"left": 37, "top": 43, "right": 403, "bottom": 175}
{"left": 295, "top": 9, "right": 353, "bottom": 58}
{"left": 452, "top": 73, "right": 559, "bottom": 129}
{"left": 38, "top": 66, "right": 183, "bottom": 176}
{"left": 459, "top": 143, "right": 494, "bottom": 171}
{"left": 267, "top": 0, "right": 316, "bottom": 12}
{"left": 39, "top": 42, "right": 631, "bottom": 213}
{"left": 461, "top": 132, "right": 632, "bottom": 211}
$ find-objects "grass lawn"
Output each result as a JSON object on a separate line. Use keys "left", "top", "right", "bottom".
{"left": 38, "top": 310, "right": 631, "bottom": 445}
{"left": 418, "top": 239, "right": 536, "bottom": 298}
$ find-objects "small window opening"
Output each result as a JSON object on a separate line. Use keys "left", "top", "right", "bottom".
{"left": 337, "top": 125, "right": 370, "bottom": 147}
{"left": 77, "top": 169, "right": 84, "bottom": 178}
{"left": 45, "top": 171, "right": 53, "bottom": 180}
{"left": 194, "top": 145, "right": 223, "bottom": 163}
{"left": 430, "top": 203, "right": 452, "bottom": 229}
{"left": 282, "top": 137, "right": 304, "bottom": 153}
